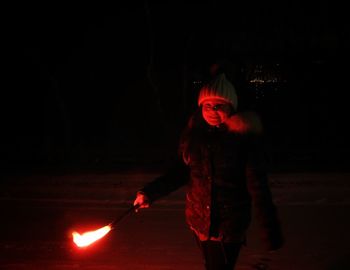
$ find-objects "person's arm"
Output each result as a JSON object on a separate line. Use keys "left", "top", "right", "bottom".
{"left": 135, "top": 158, "right": 189, "bottom": 206}
{"left": 245, "top": 135, "right": 284, "bottom": 251}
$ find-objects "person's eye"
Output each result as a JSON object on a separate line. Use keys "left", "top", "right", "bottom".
{"left": 214, "top": 104, "right": 224, "bottom": 110}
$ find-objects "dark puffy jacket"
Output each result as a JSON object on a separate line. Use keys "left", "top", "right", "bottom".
{"left": 141, "top": 111, "right": 283, "bottom": 250}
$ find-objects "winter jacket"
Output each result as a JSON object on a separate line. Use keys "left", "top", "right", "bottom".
{"left": 140, "top": 110, "right": 283, "bottom": 250}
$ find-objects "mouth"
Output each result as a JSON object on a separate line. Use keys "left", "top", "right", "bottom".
{"left": 206, "top": 118, "right": 221, "bottom": 125}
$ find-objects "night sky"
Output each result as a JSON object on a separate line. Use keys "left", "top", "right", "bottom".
{"left": 2, "top": 2, "right": 349, "bottom": 173}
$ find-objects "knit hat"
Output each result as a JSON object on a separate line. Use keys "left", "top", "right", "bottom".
{"left": 197, "top": 73, "right": 238, "bottom": 111}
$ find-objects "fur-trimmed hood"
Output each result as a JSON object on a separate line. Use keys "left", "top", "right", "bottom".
{"left": 225, "top": 111, "right": 263, "bottom": 135}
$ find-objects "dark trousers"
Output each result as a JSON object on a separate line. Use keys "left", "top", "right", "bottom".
{"left": 195, "top": 237, "right": 242, "bottom": 270}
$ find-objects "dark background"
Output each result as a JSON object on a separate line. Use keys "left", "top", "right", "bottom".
{"left": 2, "top": 1, "right": 349, "bottom": 174}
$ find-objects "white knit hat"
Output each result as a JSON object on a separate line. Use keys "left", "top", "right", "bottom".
{"left": 197, "top": 73, "right": 238, "bottom": 111}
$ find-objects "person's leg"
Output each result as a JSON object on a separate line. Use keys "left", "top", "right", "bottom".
{"left": 195, "top": 238, "right": 242, "bottom": 270}
{"left": 221, "top": 241, "right": 242, "bottom": 269}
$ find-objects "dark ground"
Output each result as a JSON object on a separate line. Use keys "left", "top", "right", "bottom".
{"left": 1, "top": 170, "right": 350, "bottom": 270}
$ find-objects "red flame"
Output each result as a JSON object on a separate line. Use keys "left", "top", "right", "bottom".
{"left": 72, "top": 224, "right": 112, "bottom": 247}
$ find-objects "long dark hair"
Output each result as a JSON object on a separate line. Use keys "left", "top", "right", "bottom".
{"left": 178, "top": 108, "right": 205, "bottom": 164}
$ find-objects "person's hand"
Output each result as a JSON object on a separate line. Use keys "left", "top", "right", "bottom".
{"left": 133, "top": 191, "right": 150, "bottom": 212}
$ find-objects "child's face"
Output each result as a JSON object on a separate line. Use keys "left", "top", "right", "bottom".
{"left": 201, "top": 99, "right": 231, "bottom": 126}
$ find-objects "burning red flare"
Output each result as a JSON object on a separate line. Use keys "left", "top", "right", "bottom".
{"left": 72, "top": 224, "right": 112, "bottom": 247}
{"left": 71, "top": 205, "right": 138, "bottom": 248}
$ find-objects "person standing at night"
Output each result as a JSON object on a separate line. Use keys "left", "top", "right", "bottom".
{"left": 134, "top": 72, "right": 284, "bottom": 269}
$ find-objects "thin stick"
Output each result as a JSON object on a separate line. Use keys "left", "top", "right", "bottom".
{"left": 110, "top": 204, "right": 140, "bottom": 229}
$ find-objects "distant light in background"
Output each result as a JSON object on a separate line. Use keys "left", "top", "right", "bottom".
{"left": 192, "top": 80, "right": 202, "bottom": 86}
{"left": 246, "top": 63, "right": 287, "bottom": 100}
